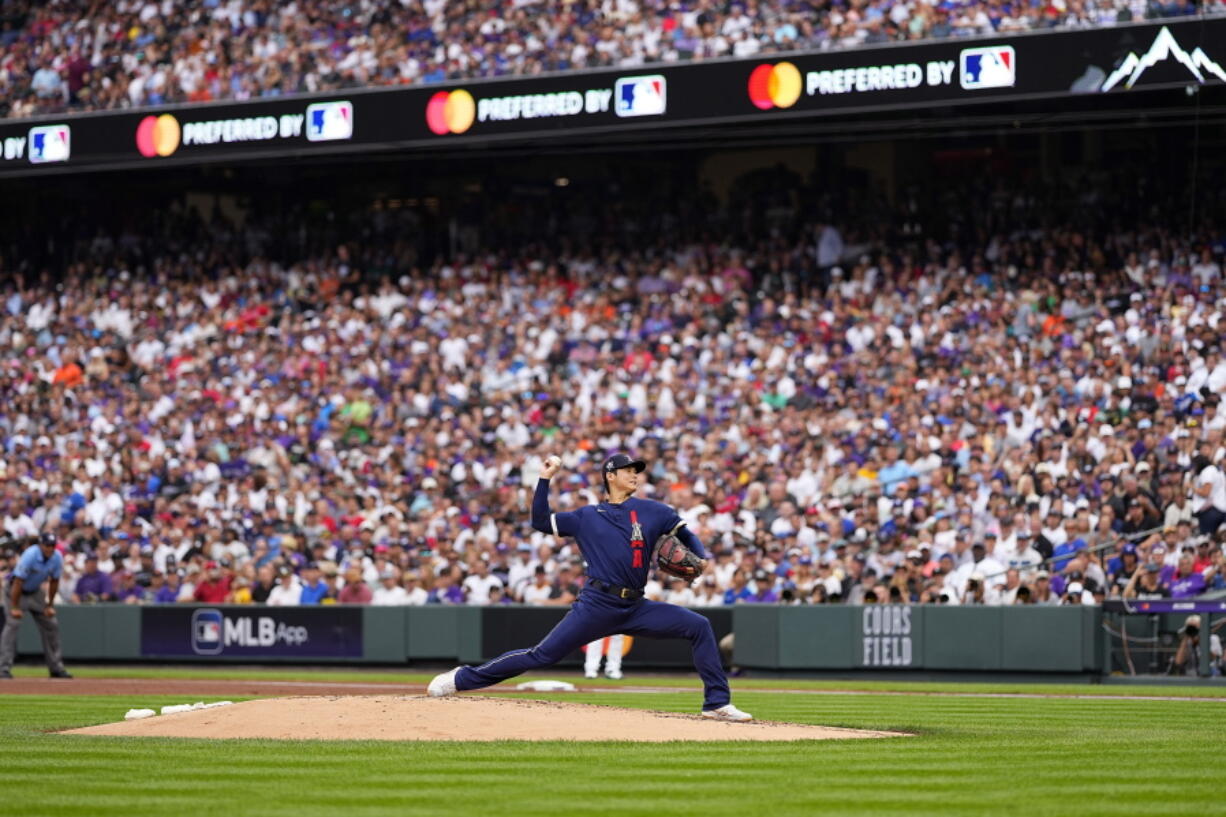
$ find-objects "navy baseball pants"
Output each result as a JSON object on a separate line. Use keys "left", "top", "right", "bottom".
{"left": 455, "top": 588, "right": 731, "bottom": 710}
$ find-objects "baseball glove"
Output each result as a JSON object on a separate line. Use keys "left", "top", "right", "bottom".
{"left": 655, "top": 534, "right": 704, "bottom": 581}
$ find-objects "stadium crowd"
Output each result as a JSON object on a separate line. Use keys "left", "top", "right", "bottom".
{"left": 0, "top": 0, "right": 1219, "bottom": 118}
{"left": 0, "top": 166, "right": 1224, "bottom": 612}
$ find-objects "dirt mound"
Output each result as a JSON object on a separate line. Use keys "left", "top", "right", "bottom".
{"left": 62, "top": 696, "right": 907, "bottom": 742}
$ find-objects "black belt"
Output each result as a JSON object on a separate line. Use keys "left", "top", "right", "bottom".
{"left": 587, "top": 578, "right": 644, "bottom": 600}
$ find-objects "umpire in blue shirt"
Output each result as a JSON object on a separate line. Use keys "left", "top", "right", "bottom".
{"left": 0, "top": 533, "right": 72, "bottom": 679}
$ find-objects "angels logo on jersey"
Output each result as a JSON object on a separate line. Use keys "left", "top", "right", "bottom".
{"left": 629, "top": 511, "right": 645, "bottom": 567}
{"left": 630, "top": 517, "right": 644, "bottom": 544}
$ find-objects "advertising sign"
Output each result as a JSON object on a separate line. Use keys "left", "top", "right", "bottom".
{"left": 141, "top": 606, "right": 363, "bottom": 658}
{"left": 0, "top": 19, "right": 1221, "bottom": 176}
{"left": 856, "top": 605, "right": 920, "bottom": 668}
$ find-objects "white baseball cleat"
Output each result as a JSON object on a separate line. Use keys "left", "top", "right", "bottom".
{"left": 427, "top": 667, "right": 461, "bottom": 697}
{"left": 584, "top": 670, "right": 599, "bottom": 679}
{"left": 701, "top": 704, "right": 753, "bottom": 722}
{"left": 605, "top": 669, "right": 623, "bottom": 680}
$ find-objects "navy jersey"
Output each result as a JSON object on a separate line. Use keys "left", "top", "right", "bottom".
{"left": 532, "top": 479, "right": 707, "bottom": 589}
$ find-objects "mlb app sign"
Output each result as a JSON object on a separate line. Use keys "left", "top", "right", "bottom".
{"left": 615, "top": 75, "right": 667, "bottom": 117}
{"left": 28, "top": 124, "right": 71, "bottom": 163}
{"left": 192, "top": 609, "right": 224, "bottom": 655}
{"left": 306, "top": 100, "right": 354, "bottom": 141}
{"left": 960, "top": 46, "right": 1016, "bottom": 89}
{"left": 190, "top": 608, "right": 308, "bottom": 654}
{"left": 142, "top": 606, "right": 362, "bottom": 658}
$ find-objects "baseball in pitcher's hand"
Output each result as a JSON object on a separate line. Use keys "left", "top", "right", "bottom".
{"left": 539, "top": 455, "right": 563, "bottom": 480}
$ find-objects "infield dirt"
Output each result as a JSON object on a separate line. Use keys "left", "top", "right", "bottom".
{"left": 61, "top": 695, "right": 907, "bottom": 741}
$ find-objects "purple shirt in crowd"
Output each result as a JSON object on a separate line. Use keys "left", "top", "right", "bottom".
{"left": 1169, "top": 572, "right": 1206, "bottom": 599}
{"left": 75, "top": 571, "right": 113, "bottom": 600}
{"left": 153, "top": 585, "right": 180, "bottom": 604}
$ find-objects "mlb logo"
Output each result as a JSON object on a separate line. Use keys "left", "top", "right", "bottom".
{"left": 306, "top": 101, "right": 354, "bottom": 142}
{"left": 191, "top": 608, "right": 224, "bottom": 655}
{"left": 960, "top": 46, "right": 1016, "bottom": 90}
{"left": 614, "top": 75, "right": 667, "bottom": 118}
{"left": 27, "top": 124, "right": 71, "bottom": 163}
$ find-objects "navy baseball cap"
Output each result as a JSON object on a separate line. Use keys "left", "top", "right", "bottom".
{"left": 603, "top": 453, "right": 646, "bottom": 474}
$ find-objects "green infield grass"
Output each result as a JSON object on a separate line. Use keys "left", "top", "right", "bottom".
{"left": 8, "top": 662, "right": 1226, "bottom": 697}
{"left": 2, "top": 677, "right": 1225, "bottom": 817}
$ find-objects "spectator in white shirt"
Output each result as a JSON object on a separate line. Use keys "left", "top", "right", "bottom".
{"left": 266, "top": 567, "right": 302, "bottom": 606}
{"left": 960, "top": 570, "right": 999, "bottom": 605}
{"left": 402, "top": 575, "right": 429, "bottom": 606}
{"left": 950, "top": 542, "right": 1006, "bottom": 591}
{"left": 504, "top": 544, "right": 538, "bottom": 598}
{"left": 372, "top": 569, "right": 409, "bottom": 605}
{"left": 1192, "top": 455, "right": 1226, "bottom": 534}
{"left": 521, "top": 566, "right": 555, "bottom": 605}
{"left": 461, "top": 559, "right": 504, "bottom": 605}
{"left": 1191, "top": 249, "right": 1221, "bottom": 287}
{"left": 1205, "top": 348, "right": 1226, "bottom": 396}
{"left": 1060, "top": 580, "right": 1095, "bottom": 606}
{"left": 663, "top": 577, "right": 697, "bottom": 606}
{"left": 1004, "top": 531, "right": 1044, "bottom": 580}
{"left": 998, "top": 568, "right": 1025, "bottom": 605}
{"left": 691, "top": 576, "right": 723, "bottom": 606}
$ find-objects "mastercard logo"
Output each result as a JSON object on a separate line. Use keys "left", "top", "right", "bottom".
{"left": 135, "top": 114, "right": 181, "bottom": 157}
{"left": 425, "top": 90, "right": 476, "bottom": 136}
{"left": 747, "top": 62, "right": 802, "bottom": 111}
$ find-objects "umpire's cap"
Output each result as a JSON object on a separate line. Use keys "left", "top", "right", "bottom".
{"left": 602, "top": 454, "right": 647, "bottom": 474}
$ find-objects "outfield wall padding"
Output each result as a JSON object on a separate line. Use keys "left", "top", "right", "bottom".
{"left": 7, "top": 603, "right": 1101, "bottom": 673}
{"left": 730, "top": 605, "right": 1103, "bottom": 673}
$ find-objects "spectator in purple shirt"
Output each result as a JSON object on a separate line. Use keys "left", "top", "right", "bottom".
{"left": 154, "top": 572, "right": 183, "bottom": 604}
{"left": 745, "top": 570, "right": 780, "bottom": 603}
{"left": 427, "top": 569, "right": 467, "bottom": 604}
{"left": 72, "top": 555, "right": 113, "bottom": 603}
{"left": 113, "top": 572, "right": 146, "bottom": 604}
{"left": 1168, "top": 552, "right": 1207, "bottom": 599}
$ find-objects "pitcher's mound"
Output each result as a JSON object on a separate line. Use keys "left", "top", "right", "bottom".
{"left": 62, "top": 695, "right": 906, "bottom": 742}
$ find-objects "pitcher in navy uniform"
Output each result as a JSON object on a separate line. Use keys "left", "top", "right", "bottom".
{"left": 429, "top": 453, "right": 752, "bottom": 721}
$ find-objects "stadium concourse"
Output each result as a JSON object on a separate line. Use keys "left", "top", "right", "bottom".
{"left": 0, "top": 164, "right": 1224, "bottom": 627}
{"left": 0, "top": 0, "right": 1221, "bottom": 119}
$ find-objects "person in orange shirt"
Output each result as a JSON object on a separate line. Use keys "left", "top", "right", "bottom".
{"left": 52, "top": 358, "right": 83, "bottom": 387}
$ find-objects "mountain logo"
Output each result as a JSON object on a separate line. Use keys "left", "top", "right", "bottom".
{"left": 1101, "top": 26, "right": 1226, "bottom": 92}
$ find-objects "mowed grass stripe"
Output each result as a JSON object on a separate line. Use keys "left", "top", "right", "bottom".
{"left": 522, "top": 690, "right": 1189, "bottom": 731}
{"left": 1, "top": 694, "right": 1224, "bottom": 817}
{"left": 9, "top": 663, "right": 1226, "bottom": 698}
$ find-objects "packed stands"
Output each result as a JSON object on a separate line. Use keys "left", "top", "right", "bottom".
{"left": 0, "top": 0, "right": 1219, "bottom": 119}
{"left": 0, "top": 165, "right": 1224, "bottom": 609}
